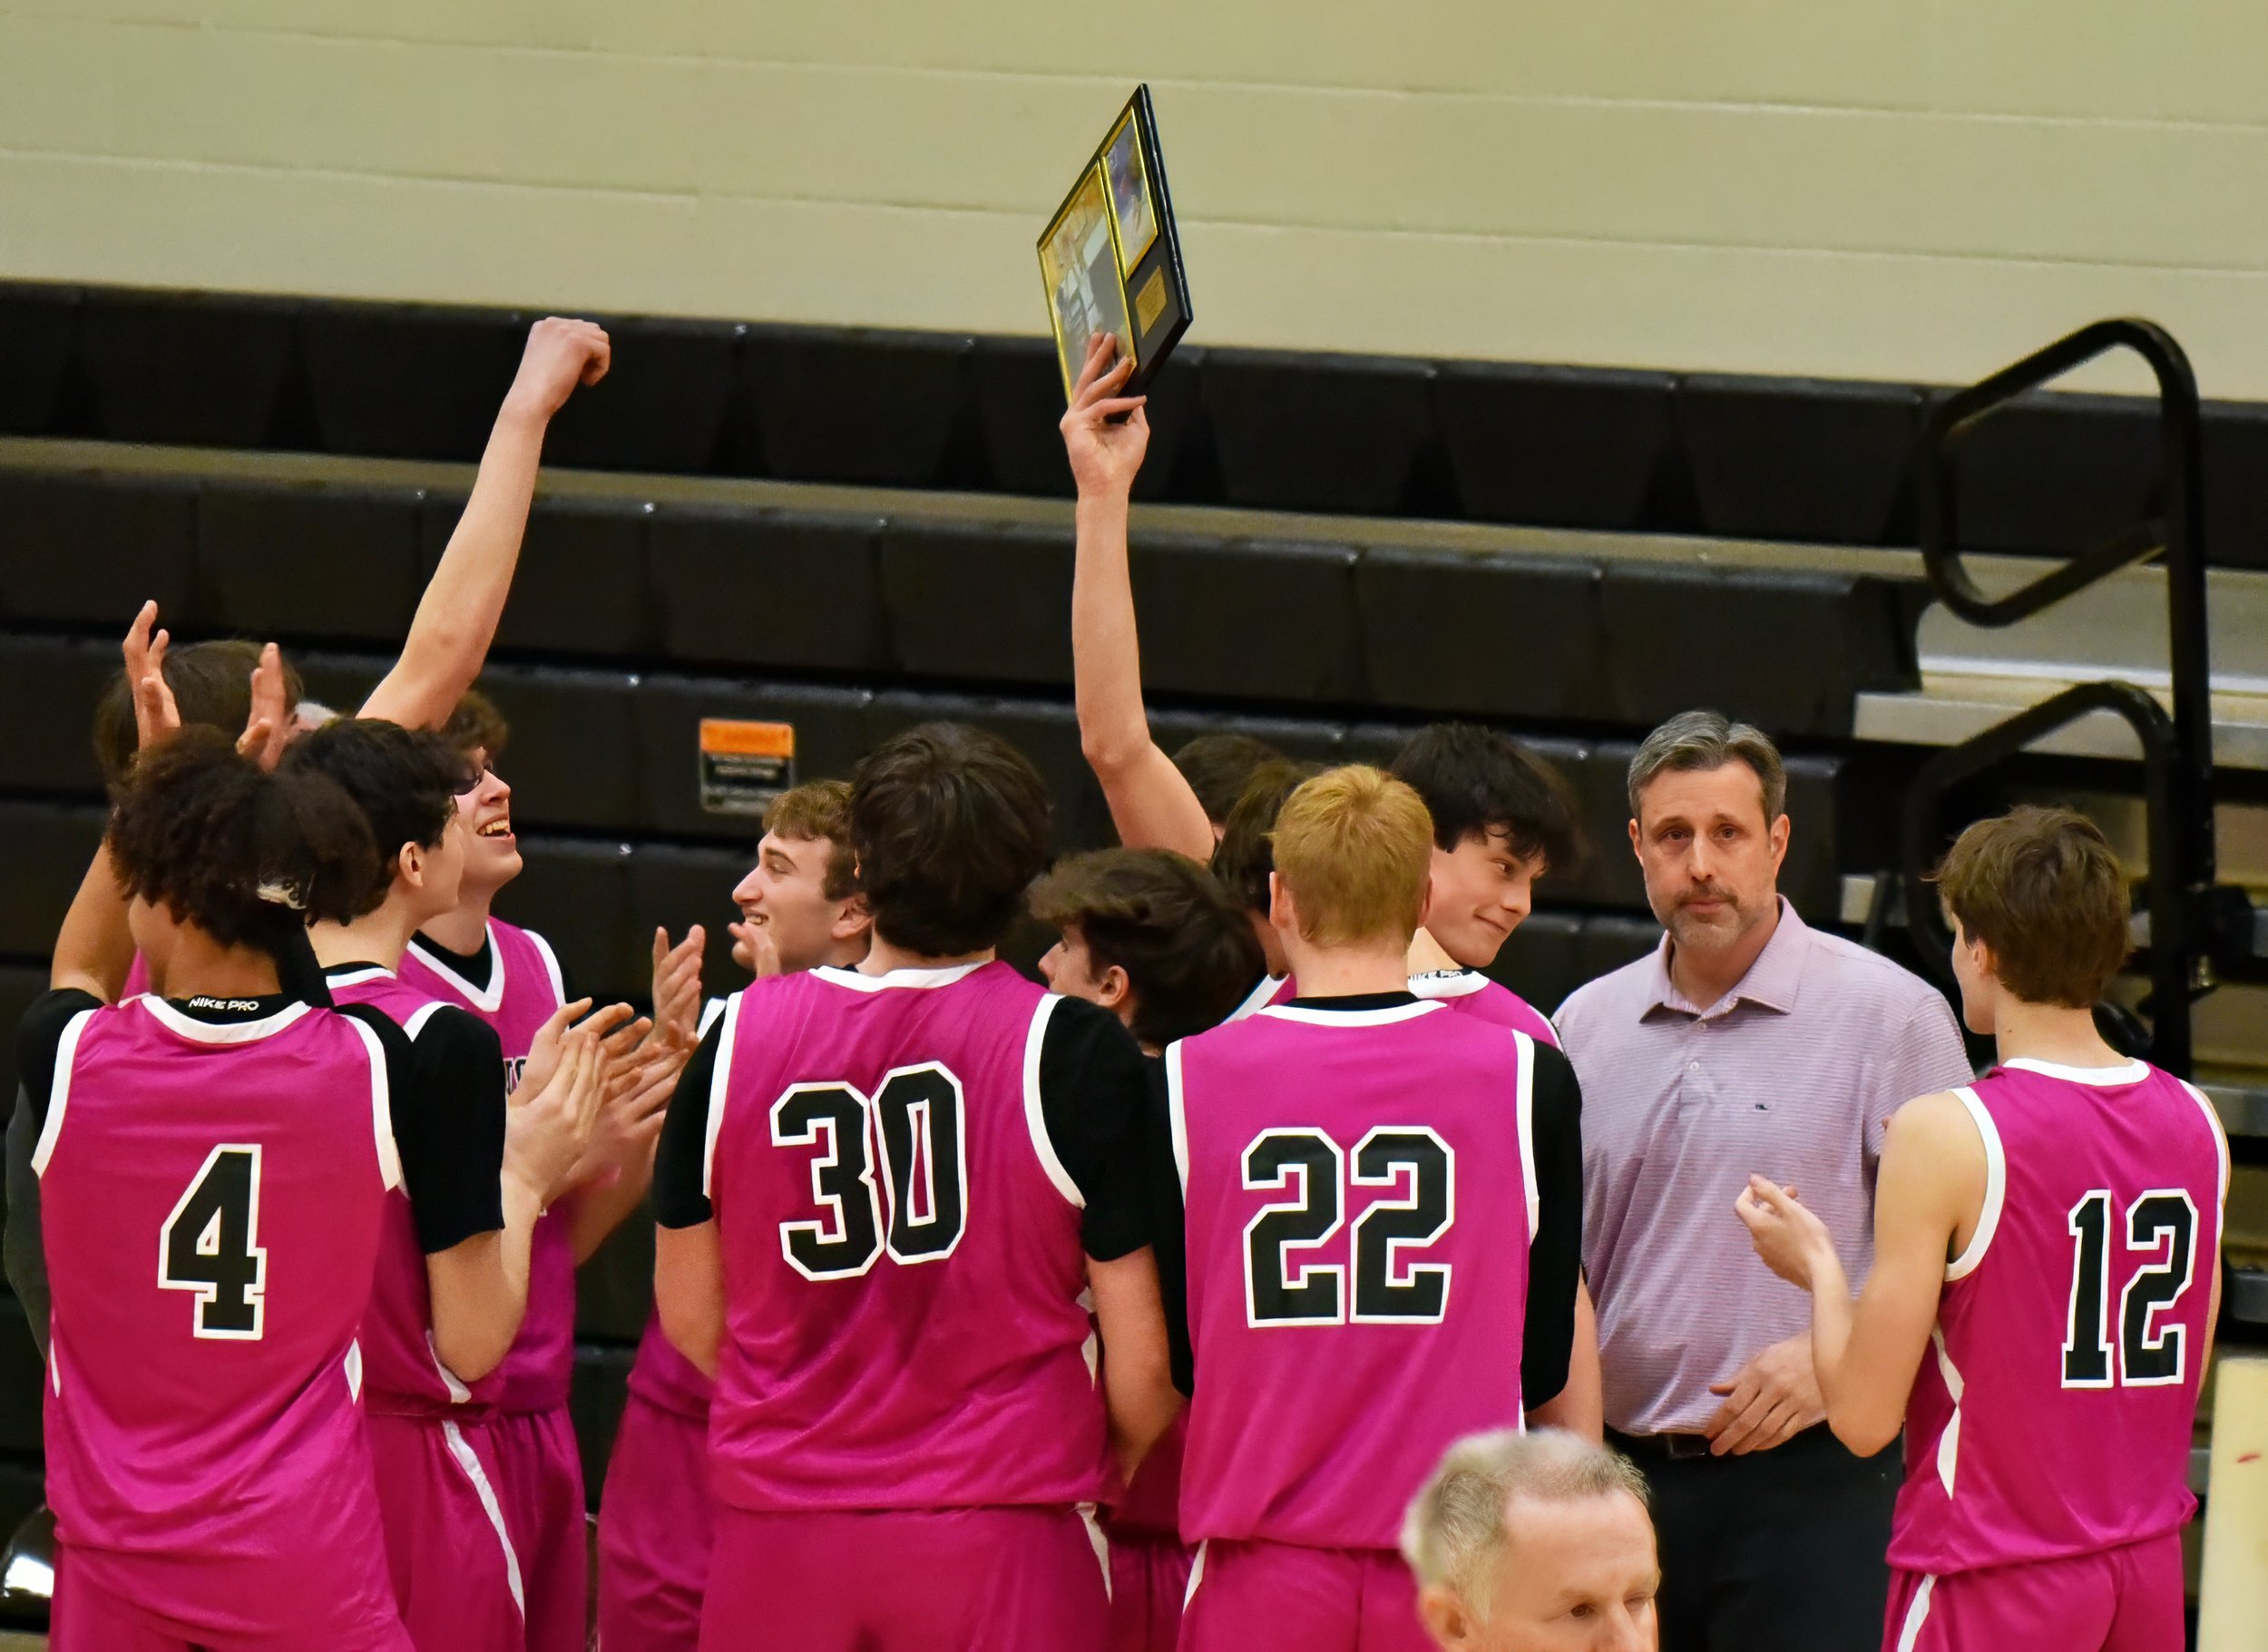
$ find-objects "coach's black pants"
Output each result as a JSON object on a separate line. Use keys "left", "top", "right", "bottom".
{"left": 1608, "top": 1424, "right": 1899, "bottom": 1652}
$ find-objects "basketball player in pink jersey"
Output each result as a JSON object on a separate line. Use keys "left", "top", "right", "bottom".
{"left": 1737, "top": 807, "right": 2228, "bottom": 1652}
{"left": 289, "top": 718, "right": 614, "bottom": 1649}
{"left": 597, "top": 779, "right": 874, "bottom": 1652}
{"left": 651, "top": 722, "right": 1180, "bottom": 1651}
{"left": 21, "top": 730, "right": 424, "bottom": 1647}
{"left": 400, "top": 692, "right": 669, "bottom": 1652}
{"left": 1061, "top": 339, "right": 1603, "bottom": 1432}
{"left": 1030, "top": 846, "right": 1267, "bottom": 1652}
{"left": 1168, "top": 765, "right": 1585, "bottom": 1652}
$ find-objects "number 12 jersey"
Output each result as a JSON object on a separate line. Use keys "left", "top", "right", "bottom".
{"left": 1892, "top": 1057, "right": 2230, "bottom": 1578}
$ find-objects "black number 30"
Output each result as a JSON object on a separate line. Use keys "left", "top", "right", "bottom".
{"left": 159, "top": 1145, "right": 268, "bottom": 1340}
{"left": 770, "top": 1065, "right": 968, "bottom": 1281}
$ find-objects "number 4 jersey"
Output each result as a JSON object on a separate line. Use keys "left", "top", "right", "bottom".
{"left": 651, "top": 960, "right": 1155, "bottom": 1516}
{"left": 1891, "top": 1057, "right": 2230, "bottom": 1578}
{"left": 1168, "top": 997, "right": 1565, "bottom": 1552}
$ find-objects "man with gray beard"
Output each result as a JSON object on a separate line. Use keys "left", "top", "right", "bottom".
{"left": 1553, "top": 711, "right": 1970, "bottom": 1652}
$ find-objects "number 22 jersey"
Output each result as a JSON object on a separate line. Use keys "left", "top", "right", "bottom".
{"left": 1892, "top": 1057, "right": 2229, "bottom": 1577}
{"left": 651, "top": 960, "right": 1155, "bottom": 1516}
{"left": 1169, "top": 997, "right": 1552, "bottom": 1551}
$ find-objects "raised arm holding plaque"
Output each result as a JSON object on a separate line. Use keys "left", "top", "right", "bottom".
{"left": 1039, "top": 85, "right": 1192, "bottom": 402}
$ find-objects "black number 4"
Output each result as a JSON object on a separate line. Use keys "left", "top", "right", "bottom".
{"left": 1245, "top": 1126, "right": 1454, "bottom": 1327}
{"left": 159, "top": 1145, "right": 268, "bottom": 1340}
{"left": 770, "top": 1065, "right": 968, "bottom": 1282}
{"left": 2063, "top": 1188, "right": 2200, "bottom": 1389}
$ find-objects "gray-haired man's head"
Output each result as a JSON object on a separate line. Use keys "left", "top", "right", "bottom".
{"left": 1403, "top": 1429, "right": 1659, "bottom": 1651}
{"left": 1624, "top": 710, "right": 1789, "bottom": 961}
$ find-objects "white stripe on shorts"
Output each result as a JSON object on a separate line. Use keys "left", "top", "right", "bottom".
{"left": 1893, "top": 1575, "right": 1936, "bottom": 1652}
{"left": 443, "top": 1421, "right": 526, "bottom": 1618}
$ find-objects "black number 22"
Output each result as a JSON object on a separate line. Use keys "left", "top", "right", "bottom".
{"left": 1245, "top": 1126, "right": 1454, "bottom": 1326}
{"left": 159, "top": 1145, "right": 268, "bottom": 1340}
{"left": 771, "top": 1065, "right": 968, "bottom": 1281}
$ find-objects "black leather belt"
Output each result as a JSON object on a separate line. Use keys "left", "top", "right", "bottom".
{"left": 1606, "top": 1428, "right": 1715, "bottom": 1461}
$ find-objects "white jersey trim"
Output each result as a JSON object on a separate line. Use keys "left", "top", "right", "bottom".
{"left": 406, "top": 924, "right": 506, "bottom": 1013}
{"left": 1165, "top": 1041, "right": 1191, "bottom": 1195}
{"left": 697, "top": 996, "right": 728, "bottom": 1039}
{"left": 1257, "top": 1001, "right": 1445, "bottom": 1028}
{"left": 1080, "top": 1504, "right": 1112, "bottom": 1600}
{"left": 324, "top": 965, "right": 396, "bottom": 989}
{"left": 1514, "top": 1031, "right": 1540, "bottom": 1243}
{"left": 1930, "top": 1326, "right": 1965, "bottom": 1498}
{"left": 401, "top": 1001, "right": 448, "bottom": 1040}
{"left": 30, "top": 1007, "right": 97, "bottom": 1179}
{"left": 811, "top": 961, "right": 987, "bottom": 993}
{"left": 1184, "top": 1540, "right": 1208, "bottom": 1608}
{"left": 425, "top": 1330, "right": 474, "bottom": 1405}
{"left": 139, "top": 995, "right": 312, "bottom": 1046}
{"left": 525, "top": 928, "right": 568, "bottom": 1010}
{"left": 344, "top": 1014, "right": 405, "bottom": 1194}
{"left": 1022, "top": 994, "right": 1083, "bottom": 1209}
{"left": 1892, "top": 1574, "right": 1935, "bottom": 1652}
{"left": 1224, "top": 974, "right": 1286, "bottom": 1023}
{"left": 443, "top": 1420, "right": 527, "bottom": 1618}
{"left": 1408, "top": 969, "right": 1491, "bottom": 1001}
{"left": 700, "top": 992, "right": 744, "bottom": 1201}
{"left": 2177, "top": 1080, "right": 2233, "bottom": 1210}
{"left": 1943, "top": 1087, "right": 2005, "bottom": 1282}
{"left": 2000, "top": 1056, "right": 2148, "bottom": 1087}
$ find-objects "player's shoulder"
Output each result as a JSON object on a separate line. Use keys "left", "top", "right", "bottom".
{"left": 1550, "top": 944, "right": 1660, "bottom": 1035}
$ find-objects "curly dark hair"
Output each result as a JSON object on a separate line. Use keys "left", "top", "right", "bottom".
{"left": 283, "top": 719, "right": 475, "bottom": 918}
{"left": 1209, "top": 758, "right": 1325, "bottom": 916}
{"left": 93, "top": 640, "right": 307, "bottom": 788}
{"left": 442, "top": 689, "right": 512, "bottom": 764}
{"left": 1030, "top": 847, "right": 1265, "bottom": 1047}
{"left": 851, "top": 723, "right": 1052, "bottom": 957}
{"left": 108, "top": 728, "right": 378, "bottom": 957}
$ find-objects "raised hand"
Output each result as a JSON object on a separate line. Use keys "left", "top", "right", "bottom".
{"left": 1059, "top": 333, "right": 1150, "bottom": 499}
{"left": 501, "top": 317, "right": 612, "bottom": 425}
{"left": 518, "top": 998, "right": 593, "bottom": 1104}
{"left": 236, "top": 642, "right": 292, "bottom": 770}
{"left": 650, "top": 926, "right": 707, "bottom": 1055}
{"left": 504, "top": 1022, "right": 607, "bottom": 1204}
{"left": 728, "top": 914, "right": 781, "bottom": 982}
{"left": 123, "top": 601, "right": 180, "bottom": 751}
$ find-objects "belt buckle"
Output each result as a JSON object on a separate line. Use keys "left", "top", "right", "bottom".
{"left": 1665, "top": 1432, "right": 1712, "bottom": 1461}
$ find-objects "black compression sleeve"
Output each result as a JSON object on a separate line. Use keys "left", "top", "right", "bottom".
{"left": 653, "top": 1019, "right": 725, "bottom": 1229}
{"left": 14, "top": 989, "right": 104, "bottom": 1134}
{"left": 1141, "top": 1057, "right": 1194, "bottom": 1395}
{"left": 1035, "top": 997, "right": 1154, "bottom": 1262}
{"left": 338, "top": 1003, "right": 506, "bottom": 1254}
{"left": 1520, "top": 1042, "right": 1586, "bottom": 1409}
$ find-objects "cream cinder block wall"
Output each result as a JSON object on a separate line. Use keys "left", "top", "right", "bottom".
{"left": 3, "top": 0, "right": 2266, "bottom": 396}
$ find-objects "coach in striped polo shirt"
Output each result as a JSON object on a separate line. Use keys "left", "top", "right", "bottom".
{"left": 1556, "top": 710, "right": 1972, "bottom": 1652}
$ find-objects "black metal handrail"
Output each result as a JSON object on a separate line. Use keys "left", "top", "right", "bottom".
{"left": 1901, "top": 681, "right": 2193, "bottom": 1072}
{"left": 1905, "top": 320, "right": 2223, "bottom": 1074}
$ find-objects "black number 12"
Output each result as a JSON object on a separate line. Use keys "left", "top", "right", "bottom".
{"left": 2063, "top": 1188, "right": 2199, "bottom": 1389}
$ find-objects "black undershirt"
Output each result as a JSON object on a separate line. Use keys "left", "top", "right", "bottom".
{"left": 652, "top": 987, "right": 1156, "bottom": 1262}
{"left": 321, "top": 964, "right": 508, "bottom": 1254}
{"left": 14, "top": 986, "right": 503, "bottom": 1256}
{"left": 1144, "top": 990, "right": 1586, "bottom": 1410}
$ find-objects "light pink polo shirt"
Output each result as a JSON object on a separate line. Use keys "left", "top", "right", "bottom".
{"left": 1556, "top": 898, "right": 1973, "bottom": 1437}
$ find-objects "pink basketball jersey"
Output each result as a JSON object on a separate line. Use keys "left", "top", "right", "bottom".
{"left": 328, "top": 966, "right": 508, "bottom": 1418}
{"left": 704, "top": 961, "right": 1109, "bottom": 1514}
{"left": 1409, "top": 969, "right": 1559, "bottom": 1047}
{"left": 1891, "top": 1058, "right": 2229, "bottom": 1577}
{"left": 122, "top": 952, "right": 152, "bottom": 999}
{"left": 400, "top": 919, "right": 576, "bottom": 1413}
{"left": 35, "top": 998, "right": 396, "bottom": 1598}
{"left": 1170, "top": 1001, "right": 1538, "bottom": 1550}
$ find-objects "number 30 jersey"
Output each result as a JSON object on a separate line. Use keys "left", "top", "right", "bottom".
{"left": 1891, "top": 1058, "right": 2229, "bottom": 1578}
{"left": 654, "top": 961, "right": 1154, "bottom": 1517}
{"left": 1168, "top": 998, "right": 1542, "bottom": 1551}
{"left": 30, "top": 994, "right": 397, "bottom": 1620}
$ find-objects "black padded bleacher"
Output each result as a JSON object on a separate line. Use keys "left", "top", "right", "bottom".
{"left": 199, "top": 477, "right": 426, "bottom": 644}
{"left": 649, "top": 505, "right": 890, "bottom": 674}
{"left": 0, "top": 466, "right": 198, "bottom": 624}
{"left": 0, "top": 638, "right": 115, "bottom": 797}
{"left": 15, "top": 281, "right": 2268, "bottom": 566}
{"left": 1354, "top": 548, "right": 1603, "bottom": 719}
{"left": 429, "top": 494, "right": 660, "bottom": 660}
